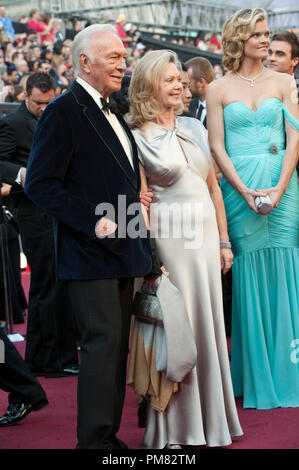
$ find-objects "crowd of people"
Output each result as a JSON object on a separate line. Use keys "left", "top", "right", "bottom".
{"left": 0, "top": 7, "right": 225, "bottom": 105}
{"left": 0, "top": 4, "right": 298, "bottom": 451}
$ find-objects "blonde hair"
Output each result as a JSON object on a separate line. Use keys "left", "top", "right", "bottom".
{"left": 221, "top": 8, "right": 268, "bottom": 72}
{"left": 127, "top": 49, "right": 183, "bottom": 129}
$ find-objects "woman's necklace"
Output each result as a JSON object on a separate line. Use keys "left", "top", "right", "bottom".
{"left": 235, "top": 66, "right": 265, "bottom": 87}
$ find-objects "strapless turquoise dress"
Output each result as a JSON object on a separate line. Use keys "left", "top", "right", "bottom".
{"left": 221, "top": 98, "right": 299, "bottom": 409}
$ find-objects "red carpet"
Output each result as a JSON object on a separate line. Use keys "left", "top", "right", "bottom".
{"left": 0, "top": 272, "right": 298, "bottom": 450}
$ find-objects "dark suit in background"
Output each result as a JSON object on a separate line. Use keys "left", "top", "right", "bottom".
{"left": 0, "top": 100, "right": 78, "bottom": 375}
{"left": 0, "top": 193, "right": 27, "bottom": 324}
{"left": 0, "top": 328, "right": 47, "bottom": 411}
{"left": 189, "top": 98, "right": 207, "bottom": 128}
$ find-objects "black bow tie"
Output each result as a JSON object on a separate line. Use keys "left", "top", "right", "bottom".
{"left": 100, "top": 98, "right": 118, "bottom": 114}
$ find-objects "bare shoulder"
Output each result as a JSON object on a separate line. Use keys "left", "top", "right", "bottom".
{"left": 266, "top": 68, "right": 295, "bottom": 87}
{"left": 207, "top": 76, "right": 228, "bottom": 102}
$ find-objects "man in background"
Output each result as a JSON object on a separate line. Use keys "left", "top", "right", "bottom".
{"left": 267, "top": 31, "right": 299, "bottom": 175}
{"left": 181, "top": 63, "right": 192, "bottom": 116}
{"left": 186, "top": 56, "right": 214, "bottom": 129}
{"left": 0, "top": 5, "right": 14, "bottom": 39}
{"left": 0, "top": 72, "right": 79, "bottom": 378}
{"left": 267, "top": 30, "right": 299, "bottom": 77}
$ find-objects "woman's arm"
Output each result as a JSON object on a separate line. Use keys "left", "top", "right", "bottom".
{"left": 139, "top": 163, "right": 150, "bottom": 229}
{"left": 206, "top": 82, "right": 266, "bottom": 213}
{"left": 206, "top": 162, "right": 233, "bottom": 274}
{"left": 259, "top": 74, "right": 299, "bottom": 208}
{"left": 139, "top": 163, "right": 167, "bottom": 282}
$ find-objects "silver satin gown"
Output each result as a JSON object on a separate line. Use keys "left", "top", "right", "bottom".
{"left": 132, "top": 116, "right": 243, "bottom": 448}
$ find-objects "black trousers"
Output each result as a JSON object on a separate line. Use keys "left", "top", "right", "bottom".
{"left": 68, "top": 277, "right": 134, "bottom": 449}
{"left": 0, "top": 329, "right": 47, "bottom": 405}
{"left": 0, "top": 235, "right": 27, "bottom": 324}
{"left": 16, "top": 197, "right": 78, "bottom": 373}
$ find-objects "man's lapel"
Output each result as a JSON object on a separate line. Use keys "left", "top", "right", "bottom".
{"left": 189, "top": 98, "right": 199, "bottom": 118}
{"left": 70, "top": 81, "right": 138, "bottom": 192}
{"left": 116, "top": 112, "right": 141, "bottom": 190}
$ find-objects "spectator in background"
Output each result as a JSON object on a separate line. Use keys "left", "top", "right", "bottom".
{"left": 267, "top": 30, "right": 299, "bottom": 77}
{"left": 27, "top": 9, "right": 45, "bottom": 35}
{"left": 40, "top": 48, "right": 53, "bottom": 61}
{"left": 266, "top": 30, "right": 299, "bottom": 175}
{"left": 0, "top": 5, "right": 14, "bottom": 39}
{"left": 65, "top": 19, "right": 83, "bottom": 40}
{"left": 27, "top": 9, "right": 56, "bottom": 45}
{"left": 51, "top": 41, "right": 64, "bottom": 69}
{"left": 28, "top": 59, "right": 39, "bottom": 74}
{"left": 40, "top": 12, "right": 55, "bottom": 44}
{"left": 11, "top": 51, "right": 24, "bottom": 66}
{"left": 29, "top": 45, "right": 42, "bottom": 61}
{"left": 209, "top": 31, "right": 221, "bottom": 51}
{"left": 115, "top": 15, "right": 133, "bottom": 48}
{"left": 37, "top": 60, "right": 51, "bottom": 74}
{"left": 0, "top": 46, "right": 4, "bottom": 65}
{"left": 61, "top": 42, "right": 72, "bottom": 68}
{"left": 53, "top": 19, "right": 64, "bottom": 42}
{"left": 54, "top": 63, "right": 68, "bottom": 87}
{"left": 15, "top": 59, "right": 29, "bottom": 82}
{"left": 3, "top": 68, "right": 19, "bottom": 86}
{"left": 19, "top": 15, "right": 29, "bottom": 24}
{"left": 186, "top": 56, "right": 214, "bottom": 128}
{"left": 181, "top": 62, "right": 192, "bottom": 115}
{"left": 4, "top": 84, "right": 25, "bottom": 103}
{"left": 195, "top": 32, "right": 208, "bottom": 51}
{"left": 111, "top": 74, "right": 131, "bottom": 115}
{"left": 125, "top": 57, "right": 137, "bottom": 75}
{"left": 26, "top": 29, "right": 38, "bottom": 44}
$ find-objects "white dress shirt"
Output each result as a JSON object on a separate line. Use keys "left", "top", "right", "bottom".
{"left": 76, "top": 76, "right": 134, "bottom": 169}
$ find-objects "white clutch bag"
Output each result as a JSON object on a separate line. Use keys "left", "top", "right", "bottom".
{"left": 255, "top": 195, "right": 273, "bottom": 215}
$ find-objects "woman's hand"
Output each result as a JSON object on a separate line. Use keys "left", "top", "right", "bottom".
{"left": 140, "top": 189, "right": 154, "bottom": 209}
{"left": 240, "top": 187, "right": 268, "bottom": 213}
{"left": 256, "top": 186, "right": 285, "bottom": 209}
{"left": 220, "top": 248, "right": 234, "bottom": 275}
{"left": 144, "top": 266, "right": 169, "bottom": 287}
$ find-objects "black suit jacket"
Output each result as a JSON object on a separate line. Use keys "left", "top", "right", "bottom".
{"left": 189, "top": 98, "right": 207, "bottom": 128}
{"left": 0, "top": 101, "right": 37, "bottom": 185}
{"left": 25, "top": 81, "right": 152, "bottom": 280}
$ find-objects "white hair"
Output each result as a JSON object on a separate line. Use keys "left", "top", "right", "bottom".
{"left": 72, "top": 23, "right": 118, "bottom": 75}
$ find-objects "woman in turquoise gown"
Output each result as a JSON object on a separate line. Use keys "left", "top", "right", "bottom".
{"left": 207, "top": 8, "right": 299, "bottom": 409}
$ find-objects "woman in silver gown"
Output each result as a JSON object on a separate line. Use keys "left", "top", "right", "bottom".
{"left": 127, "top": 50, "right": 243, "bottom": 449}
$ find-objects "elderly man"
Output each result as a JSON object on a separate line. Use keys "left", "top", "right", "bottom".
{"left": 25, "top": 24, "right": 152, "bottom": 449}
